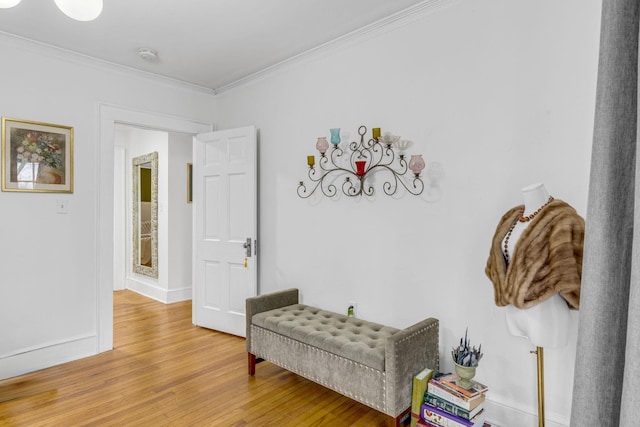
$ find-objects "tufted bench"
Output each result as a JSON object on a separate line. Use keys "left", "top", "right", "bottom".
{"left": 246, "top": 288, "right": 439, "bottom": 427}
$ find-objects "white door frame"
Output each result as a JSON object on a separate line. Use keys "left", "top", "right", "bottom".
{"left": 113, "top": 146, "right": 126, "bottom": 291}
{"left": 98, "top": 104, "right": 211, "bottom": 352}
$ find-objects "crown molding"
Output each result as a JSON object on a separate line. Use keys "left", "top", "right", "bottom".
{"left": 0, "top": 30, "right": 215, "bottom": 95}
{"left": 214, "top": 0, "right": 457, "bottom": 94}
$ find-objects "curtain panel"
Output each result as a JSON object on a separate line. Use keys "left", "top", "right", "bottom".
{"left": 571, "top": 0, "right": 640, "bottom": 425}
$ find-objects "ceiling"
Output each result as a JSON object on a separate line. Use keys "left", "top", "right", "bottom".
{"left": 0, "top": 0, "right": 429, "bottom": 92}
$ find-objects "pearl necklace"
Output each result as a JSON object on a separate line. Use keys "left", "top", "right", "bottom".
{"left": 502, "top": 196, "right": 554, "bottom": 263}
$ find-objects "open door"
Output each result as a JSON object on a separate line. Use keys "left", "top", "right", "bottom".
{"left": 193, "top": 126, "right": 257, "bottom": 337}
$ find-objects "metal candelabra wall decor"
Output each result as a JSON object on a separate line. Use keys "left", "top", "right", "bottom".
{"left": 297, "top": 125, "right": 426, "bottom": 198}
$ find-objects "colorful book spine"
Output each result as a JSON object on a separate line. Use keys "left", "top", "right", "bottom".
{"left": 424, "top": 392, "right": 481, "bottom": 420}
{"left": 410, "top": 368, "right": 434, "bottom": 427}
{"left": 427, "top": 379, "right": 485, "bottom": 411}
{"left": 421, "top": 403, "right": 485, "bottom": 427}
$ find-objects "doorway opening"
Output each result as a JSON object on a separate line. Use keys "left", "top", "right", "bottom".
{"left": 98, "top": 104, "right": 211, "bottom": 353}
{"left": 113, "top": 124, "right": 193, "bottom": 303}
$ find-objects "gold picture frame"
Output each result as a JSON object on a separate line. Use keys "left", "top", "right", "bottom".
{"left": 2, "top": 117, "right": 74, "bottom": 193}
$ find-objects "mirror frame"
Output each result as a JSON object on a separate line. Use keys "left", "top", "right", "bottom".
{"left": 132, "top": 151, "right": 159, "bottom": 278}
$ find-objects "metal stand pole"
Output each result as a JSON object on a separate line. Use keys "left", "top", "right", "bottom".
{"left": 530, "top": 346, "right": 545, "bottom": 427}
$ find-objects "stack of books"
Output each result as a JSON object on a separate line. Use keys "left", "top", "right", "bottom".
{"left": 410, "top": 370, "right": 489, "bottom": 427}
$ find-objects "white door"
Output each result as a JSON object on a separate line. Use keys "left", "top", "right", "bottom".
{"left": 193, "top": 126, "right": 257, "bottom": 337}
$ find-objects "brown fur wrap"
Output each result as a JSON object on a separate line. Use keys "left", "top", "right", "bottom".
{"left": 485, "top": 199, "right": 584, "bottom": 309}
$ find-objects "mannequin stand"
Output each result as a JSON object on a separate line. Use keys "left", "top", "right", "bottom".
{"left": 530, "top": 347, "right": 545, "bottom": 427}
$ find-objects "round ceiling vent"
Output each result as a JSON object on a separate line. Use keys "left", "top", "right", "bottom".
{"left": 137, "top": 48, "right": 158, "bottom": 61}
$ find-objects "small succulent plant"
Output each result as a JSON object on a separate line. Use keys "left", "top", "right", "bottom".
{"left": 451, "top": 328, "right": 483, "bottom": 367}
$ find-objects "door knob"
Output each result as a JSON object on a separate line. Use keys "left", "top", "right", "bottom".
{"left": 243, "top": 238, "right": 252, "bottom": 257}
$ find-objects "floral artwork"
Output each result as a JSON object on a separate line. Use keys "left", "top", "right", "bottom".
{"left": 2, "top": 117, "right": 73, "bottom": 193}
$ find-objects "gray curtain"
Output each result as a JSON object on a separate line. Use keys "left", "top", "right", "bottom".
{"left": 570, "top": 1, "right": 640, "bottom": 425}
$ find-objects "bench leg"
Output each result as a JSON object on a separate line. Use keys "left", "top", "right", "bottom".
{"left": 248, "top": 353, "right": 256, "bottom": 376}
{"left": 388, "top": 407, "right": 411, "bottom": 427}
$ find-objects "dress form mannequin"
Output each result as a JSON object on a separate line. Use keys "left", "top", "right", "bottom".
{"left": 502, "top": 183, "right": 571, "bottom": 348}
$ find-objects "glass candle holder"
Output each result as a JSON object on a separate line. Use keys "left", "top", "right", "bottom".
{"left": 329, "top": 128, "right": 341, "bottom": 146}
{"left": 316, "top": 137, "right": 329, "bottom": 155}
{"left": 408, "top": 154, "right": 425, "bottom": 176}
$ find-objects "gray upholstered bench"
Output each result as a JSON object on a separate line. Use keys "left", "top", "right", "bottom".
{"left": 246, "top": 288, "right": 439, "bottom": 426}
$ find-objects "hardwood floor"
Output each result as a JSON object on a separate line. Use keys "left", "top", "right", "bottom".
{"left": 0, "top": 291, "right": 391, "bottom": 426}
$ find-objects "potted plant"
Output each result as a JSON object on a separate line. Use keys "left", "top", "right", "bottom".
{"left": 451, "top": 328, "right": 483, "bottom": 389}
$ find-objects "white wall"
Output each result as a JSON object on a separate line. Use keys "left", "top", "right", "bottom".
{"left": 213, "top": 1, "right": 602, "bottom": 426}
{"left": 167, "top": 133, "right": 193, "bottom": 300}
{"left": 0, "top": 32, "right": 214, "bottom": 379}
{"left": 113, "top": 146, "right": 126, "bottom": 291}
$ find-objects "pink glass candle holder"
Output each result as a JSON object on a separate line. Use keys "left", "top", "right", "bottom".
{"left": 408, "top": 154, "right": 425, "bottom": 176}
{"left": 316, "top": 137, "right": 329, "bottom": 155}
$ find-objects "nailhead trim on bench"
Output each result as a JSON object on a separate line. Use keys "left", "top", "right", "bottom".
{"left": 251, "top": 326, "right": 387, "bottom": 412}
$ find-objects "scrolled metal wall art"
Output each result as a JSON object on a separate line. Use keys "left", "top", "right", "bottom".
{"left": 297, "top": 125, "right": 427, "bottom": 198}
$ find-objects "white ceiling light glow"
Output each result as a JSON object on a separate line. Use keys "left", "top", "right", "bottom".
{"left": 0, "top": 0, "right": 22, "bottom": 8}
{"left": 54, "top": 0, "right": 103, "bottom": 21}
{"left": 0, "top": 0, "right": 102, "bottom": 20}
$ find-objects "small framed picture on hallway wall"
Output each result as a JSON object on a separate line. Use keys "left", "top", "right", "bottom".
{"left": 1, "top": 117, "right": 73, "bottom": 193}
{"left": 187, "top": 162, "right": 192, "bottom": 203}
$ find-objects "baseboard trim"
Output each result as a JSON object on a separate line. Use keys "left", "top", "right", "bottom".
{"left": 166, "top": 287, "right": 192, "bottom": 303}
{"left": 484, "top": 396, "right": 569, "bottom": 427}
{"left": 126, "top": 278, "right": 191, "bottom": 304}
{"left": 0, "top": 335, "right": 97, "bottom": 380}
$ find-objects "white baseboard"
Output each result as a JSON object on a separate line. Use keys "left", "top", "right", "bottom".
{"left": 0, "top": 334, "right": 97, "bottom": 380}
{"left": 166, "top": 286, "right": 192, "bottom": 303}
{"left": 484, "top": 395, "right": 569, "bottom": 427}
{"left": 126, "top": 278, "right": 191, "bottom": 304}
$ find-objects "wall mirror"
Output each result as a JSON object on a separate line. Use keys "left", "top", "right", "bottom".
{"left": 132, "top": 151, "right": 158, "bottom": 278}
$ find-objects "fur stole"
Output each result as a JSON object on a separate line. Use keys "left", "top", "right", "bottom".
{"left": 485, "top": 199, "right": 584, "bottom": 309}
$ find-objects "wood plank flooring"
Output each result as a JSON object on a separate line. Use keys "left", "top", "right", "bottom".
{"left": 0, "top": 290, "right": 391, "bottom": 426}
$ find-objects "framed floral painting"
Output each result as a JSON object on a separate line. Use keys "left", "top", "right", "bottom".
{"left": 1, "top": 117, "right": 73, "bottom": 193}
